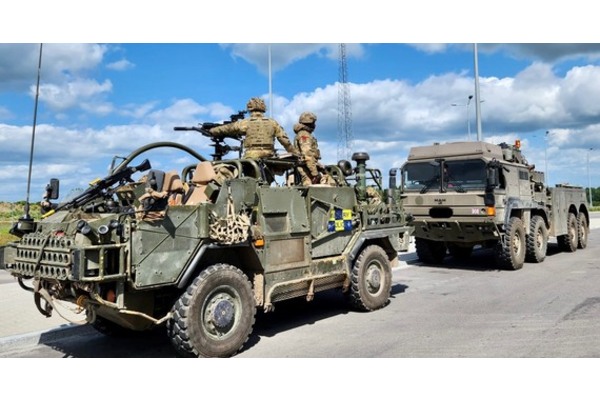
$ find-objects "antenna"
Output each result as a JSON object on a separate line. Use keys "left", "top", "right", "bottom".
{"left": 337, "top": 43, "right": 353, "bottom": 161}
{"left": 23, "top": 44, "right": 43, "bottom": 222}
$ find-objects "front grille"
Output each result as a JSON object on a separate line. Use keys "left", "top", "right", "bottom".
{"left": 12, "top": 233, "right": 73, "bottom": 279}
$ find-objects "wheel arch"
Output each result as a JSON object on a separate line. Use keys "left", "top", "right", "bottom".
{"left": 578, "top": 203, "right": 589, "bottom": 221}
{"left": 349, "top": 234, "right": 401, "bottom": 270}
{"left": 531, "top": 208, "right": 550, "bottom": 229}
{"left": 177, "top": 243, "right": 263, "bottom": 290}
{"left": 568, "top": 204, "right": 579, "bottom": 216}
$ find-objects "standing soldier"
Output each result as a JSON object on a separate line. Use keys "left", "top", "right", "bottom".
{"left": 294, "top": 112, "right": 335, "bottom": 185}
{"left": 209, "top": 97, "right": 296, "bottom": 159}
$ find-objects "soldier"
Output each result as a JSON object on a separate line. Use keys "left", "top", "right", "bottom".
{"left": 293, "top": 112, "right": 335, "bottom": 186}
{"left": 209, "top": 97, "right": 296, "bottom": 159}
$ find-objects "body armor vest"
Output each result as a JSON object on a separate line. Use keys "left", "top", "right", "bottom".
{"left": 244, "top": 117, "right": 275, "bottom": 150}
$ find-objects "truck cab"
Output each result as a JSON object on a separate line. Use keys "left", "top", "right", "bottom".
{"left": 400, "top": 140, "right": 589, "bottom": 270}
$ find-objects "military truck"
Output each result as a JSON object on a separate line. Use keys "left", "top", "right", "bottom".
{"left": 1, "top": 126, "right": 412, "bottom": 357}
{"left": 399, "top": 140, "right": 589, "bottom": 270}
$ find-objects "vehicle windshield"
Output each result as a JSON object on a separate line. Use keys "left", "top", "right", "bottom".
{"left": 402, "top": 162, "right": 441, "bottom": 192}
{"left": 402, "top": 159, "right": 487, "bottom": 193}
{"left": 444, "top": 159, "right": 487, "bottom": 191}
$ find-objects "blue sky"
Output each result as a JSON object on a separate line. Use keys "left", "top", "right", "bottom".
{"left": 2, "top": 4, "right": 600, "bottom": 202}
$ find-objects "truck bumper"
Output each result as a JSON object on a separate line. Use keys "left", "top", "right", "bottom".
{"left": 412, "top": 219, "right": 499, "bottom": 243}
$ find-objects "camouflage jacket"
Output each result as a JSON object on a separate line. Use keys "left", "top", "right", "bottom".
{"left": 294, "top": 123, "right": 321, "bottom": 176}
{"left": 210, "top": 112, "right": 295, "bottom": 158}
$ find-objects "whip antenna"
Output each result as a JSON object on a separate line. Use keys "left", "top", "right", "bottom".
{"left": 23, "top": 43, "right": 43, "bottom": 221}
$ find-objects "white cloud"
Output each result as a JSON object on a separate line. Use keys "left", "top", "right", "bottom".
{"left": 561, "top": 66, "right": 600, "bottom": 117}
{"left": 106, "top": 59, "right": 135, "bottom": 71}
{"left": 81, "top": 101, "right": 115, "bottom": 116}
{"left": 0, "top": 44, "right": 108, "bottom": 90}
{"left": 118, "top": 102, "right": 159, "bottom": 119}
{"left": 221, "top": 44, "right": 364, "bottom": 74}
{"left": 35, "top": 78, "right": 113, "bottom": 111}
{"left": 250, "top": 62, "right": 600, "bottom": 154}
{"left": 147, "top": 99, "right": 235, "bottom": 126}
{"left": 409, "top": 44, "right": 449, "bottom": 54}
{"left": 147, "top": 99, "right": 209, "bottom": 123}
{"left": 4, "top": 58, "right": 600, "bottom": 201}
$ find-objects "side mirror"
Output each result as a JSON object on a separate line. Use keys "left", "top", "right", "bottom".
{"left": 486, "top": 160, "right": 500, "bottom": 188}
{"left": 389, "top": 168, "right": 397, "bottom": 189}
{"left": 45, "top": 178, "right": 60, "bottom": 200}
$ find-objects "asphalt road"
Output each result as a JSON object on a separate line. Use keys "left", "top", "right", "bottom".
{"left": 2, "top": 229, "right": 599, "bottom": 358}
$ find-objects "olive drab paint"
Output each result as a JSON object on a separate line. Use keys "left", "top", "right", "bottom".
{"left": 2, "top": 133, "right": 412, "bottom": 357}
{"left": 401, "top": 140, "right": 589, "bottom": 270}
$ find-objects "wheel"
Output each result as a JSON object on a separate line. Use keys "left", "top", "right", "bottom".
{"left": 415, "top": 238, "right": 447, "bottom": 264}
{"left": 494, "top": 216, "right": 526, "bottom": 270}
{"left": 166, "top": 264, "right": 256, "bottom": 358}
{"left": 577, "top": 213, "right": 589, "bottom": 249}
{"left": 447, "top": 243, "right": 473, "bottom": 260}
{"left": 350, "top": 245, "right": 392, "bottom": 311}
{"left": 525, "top": 215, "right": 548, "bottom": 263}
{"left": 558, "top": 213, "right": 578, "bottom": 252}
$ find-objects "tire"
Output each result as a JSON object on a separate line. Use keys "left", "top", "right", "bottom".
{"left": 577, "top": 213, "right": 589, "bottom": 249}
{"left": 447, "top": 243, "right": 473, "bottom": 260}
{"left": 166, "top": 264, "right": 256, "bottom": 358}
{"left": 558, "top": 213, "right": 578, "bottom": 253}
{"left": 494, "top": 216, "right": 526, "bottom": 270}
{"left": 415, "top": 238, "right": 447, "bottom": 264}
{"left": 350, "top": 245, "right": 392, "bottom": 311}
{"left": 525, "top": 215, "right": 548, "bottom": 263}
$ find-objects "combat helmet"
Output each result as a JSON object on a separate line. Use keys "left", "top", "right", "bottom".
{"left": 299, "top": 112, "right": 317, "bottom": 124}
{"left": 246, "top": 97, "right": 267, "bottom": 112}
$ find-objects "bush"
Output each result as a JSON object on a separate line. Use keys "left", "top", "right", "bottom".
{"left": 0, "top": 203, "right": 43, "bottom": 246}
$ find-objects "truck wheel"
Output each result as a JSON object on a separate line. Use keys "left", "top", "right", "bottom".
{"left": 525, "top": 215, "right": 548, "bottom": 263}
{"left": 415, "top": 238, "right": 447, "bottom": 264}
{"left": 558, "top": 213, "right": 578, "bottom": 252}
{"left": 447, "top": 243, "right": 473, "bottom": 260}
{"left": 350, "top": 245, "right": 392, "bottom": 311}
{"left": 577, "top": 213, "right": 589, "bottom": 249}
{"left": 495, "top": 216, "right": 526, "bottom": 270}
{"left": 167, "top": 264, "right": 256, "bottom": 358}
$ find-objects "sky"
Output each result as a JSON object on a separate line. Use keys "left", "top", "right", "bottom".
{"left": 2, "top": 3, "right": 600, "bottom": 204}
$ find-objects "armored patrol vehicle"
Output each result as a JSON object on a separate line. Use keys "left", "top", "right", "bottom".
{"left": 400, "top": 140, "right": 589, "bottom": 270}
{"left": 1, "top": 124, "right": 412, "bottom": 357}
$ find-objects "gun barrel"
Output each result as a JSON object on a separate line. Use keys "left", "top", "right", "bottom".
{"left": 55, "top": 159, "right": 151, "bottom": 211}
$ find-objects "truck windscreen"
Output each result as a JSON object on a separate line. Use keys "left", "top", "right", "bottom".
{"left": 402, "top": 159, "right": 487, "bottom": 193}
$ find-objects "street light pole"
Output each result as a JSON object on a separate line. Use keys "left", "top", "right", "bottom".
{"left": 473, "top": 43, "right": 483, "bottom": 141}
{"left": 466, "top": 95, "right": 473, "bottom": 140}
{"left": 451, "top": 94, "right": 474, "bottom": 141}
{"left": 545, "top": 131, "right": 549, "bottom": 185}
{"left": 268, "top": 44, "right": 273, "bottom": 118}
{"left": 588, "top": 147, "right": 593, "bottom": 206}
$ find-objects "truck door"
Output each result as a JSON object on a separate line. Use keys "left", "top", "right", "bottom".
{"left": 257, "top": 187, "right": 311, "bottom": 272}
{"left": 306, "top": 186, "right": 358, "bottom": 258}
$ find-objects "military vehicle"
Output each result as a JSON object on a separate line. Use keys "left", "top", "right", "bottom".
{"left": 1, "top": 122, "right": 412, "bottom": 357}
{"left": 400, "top": 140, "right": 589, "bottom": 270}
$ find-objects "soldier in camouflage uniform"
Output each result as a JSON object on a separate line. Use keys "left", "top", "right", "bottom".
{"left": 293, "top": 112, "right": 335, "bottom": 186}
{"left": 209, "top": 97, "right": 296, "bottom": 159}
